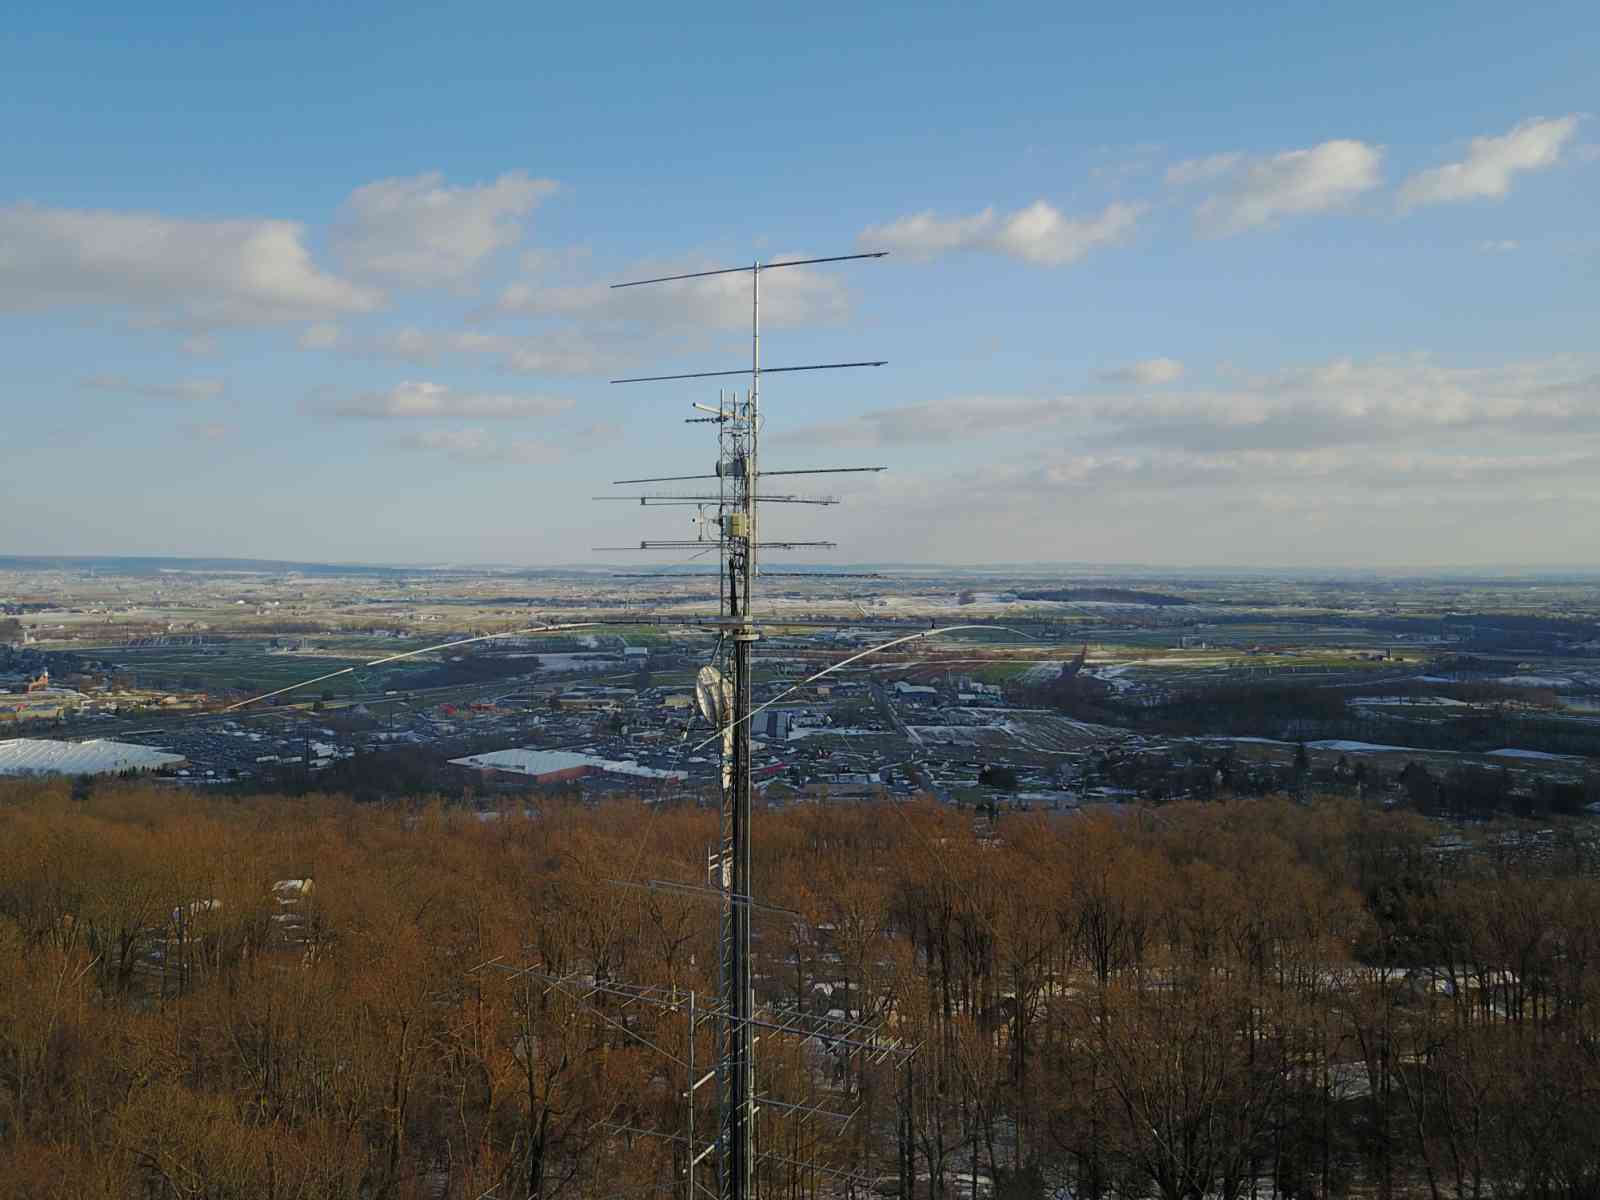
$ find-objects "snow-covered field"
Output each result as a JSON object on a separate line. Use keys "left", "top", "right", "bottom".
{"left": 1019, "top": 661, "right": 1066, "bottom": 684}
{"left": 1349, "top": 695, "right": 1470, "bottom": 708}
{"left": 1206, "top": 737, "right": 1588, "bottom": 764}
{"left": 1006, "top": 713, "right": 1124, "bottom": 750}
{"left": 906, "top": 713, "right": 1122, "bottom": 753}
{"left": 1308, "top": 739, "right": 1447, "bottom": 753}
{"left": 533, "top": 653, "right": 619, "bottom": 673}
{"left": 1486, "top": 748, "right": 1585, "bottom": 762}
{"left": 785, "top": 727, "right": 885, "bottom": 740}
{"left": 1089, "top": 664, "right": 1139, "bottom": 694}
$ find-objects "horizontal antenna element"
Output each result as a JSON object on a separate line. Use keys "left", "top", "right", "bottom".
{"left": 610, "top": 251, "right": 887, "bottom": 289}
{"left": 594, "top": 494, "right": 839, "bottom": 505}
{"left": 613, "top": 467, "right": 885, "bottom": 484}
{"left": 612, "top": 361, "right": 885, "bottom": 385}
{"left": 597, "top": 540, "right": 839, "bottom": 551}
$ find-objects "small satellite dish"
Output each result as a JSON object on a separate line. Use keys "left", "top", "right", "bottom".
{"left": 695, "top": 665, "right": 731, "bottom": 726}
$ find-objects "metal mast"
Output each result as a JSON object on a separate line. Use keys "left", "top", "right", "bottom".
{"left": 608, "top": 252, "right": 886, "bottom": 1200}
{"left": 729, "top": 260, "right": 758, "bottom": 1200}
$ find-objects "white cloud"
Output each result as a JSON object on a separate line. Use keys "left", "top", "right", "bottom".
{"left": 389, "top": 428, "right": 561, "bottom": 464}
{"left": 820, "top": 441, "right": 1600, "bottom": 567}
{"left": 1165, "top": 152, "right": 1243, "bottom": 186}
{"left": 387, "top": 420, "right": 619, "bottom": 467}
{"left": 1182, "top": 355, "right": 1600, "bottom": 446}
{"left": 327, "top": 380, "right": 574, "bottom": 420}
{"left": 492, "top": 338, "right": 603, "bottom": 375}
{"left": 1194, "top": 140, "right": 1383, "bottom": 234}
{"left": 992, "top": 200, "right": 1143, "bottom": 266}
{"left": 182, "top": 421, "right": 231, "bottom": 443}
{"left": 0, "top": 203, "right": 380, "bottom": 327}
{"left": 299, "top": 322, "right": 344, "bottom": 349}
{"left": 81, "top": 373, "right": 227, "bottom": 401}
{"left": 779, "top": 355, "right": 1600, "bottom": 450}
{"left": 1399, "top": 116, "right": 1579, "bottom": 210}
{"left": 900, "top": 446, "right": 1600, "bottom": 496}
{"left": 369, "top": 328, "right": 444, "bottom": 361}
{"left": 573, "top": 421, "right": 624, "bottom": 446}
{"left": 859, "top": 210, "right": 994, "bottom": 261}
{"left": 1101, "top": 357, "right": 1185, "bottom": 385}
{"left": 860, "top": 200, "right": 1140, "bottom": 266}
{"left": 495, "top": 254, "right": 850, "bottom": 330}
{"left": 778, "top": 393, "right": 1063, "bottom": 448}
{"left": 302, "top": 324, "right": 599, "bottom": 375}
{"left": 1476, "top": 240, "right": 1521, "bottom": 253}
{"left": 331, "top": 170, "right": 557, "bottom": 287}
{"left": 372, "top": 327, "right": 598, "bottom": 374}
{"left": 519, "top": 245, "right": 592, "bottom": 273}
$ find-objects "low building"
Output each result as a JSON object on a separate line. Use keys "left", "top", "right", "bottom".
{"left": 0, "top": 737, "right": 187, "bottom": 777}
{"left": 450, "top": 747, "right": 688, "bottom": 784}
{"left": 556, "top": 686, "right": 637, "bottom": 711}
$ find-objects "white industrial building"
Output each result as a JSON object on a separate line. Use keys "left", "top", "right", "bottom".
{"left": 451, "top": 747, "right": 687, "bottom": 783}
{"left": 0, "top": 737, "right": 188, "bottom": 777}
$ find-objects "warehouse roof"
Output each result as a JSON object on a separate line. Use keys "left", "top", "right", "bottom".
{"left": 0, "top": 738, "right": 187, "bottom": 776}
{"left": 451, "top": 747, "right": 687, "bottom": 781}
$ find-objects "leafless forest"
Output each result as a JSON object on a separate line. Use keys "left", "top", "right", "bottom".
{"left": 1, "top": 782, "right": 1597, "bottom": 1200}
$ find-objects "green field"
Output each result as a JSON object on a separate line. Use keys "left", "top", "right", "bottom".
{"left": 99, "top": 640, "right": 434, "bottom": 699}
{"left": 960, "top": 661, "right": 1040, "bottom": 684}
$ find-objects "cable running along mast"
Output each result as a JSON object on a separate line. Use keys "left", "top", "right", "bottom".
{"left": 608, "top": 252, "right": 886, "bottom": 1200}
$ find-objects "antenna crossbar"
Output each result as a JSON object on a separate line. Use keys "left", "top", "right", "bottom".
{"left": 762, "top": 467, "right": 886, "bottom": 478}
{"left": 611, "top": 361, "right": 884, "bottom": 385}
{"left": 610, "top": 251, "right": 886, "bottom": 289}
{"left": 596, "top": 540, "right": 838, "bottom": 551}
{"left": 594, "top": 494, "right": 839, "bottom": 505}
{"left": 612, "top": 467, "right": 884, "bottom": 484}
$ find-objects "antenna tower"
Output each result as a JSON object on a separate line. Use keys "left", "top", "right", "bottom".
{"left": 608, "top": 252, "right": 888, "bottom": 1200}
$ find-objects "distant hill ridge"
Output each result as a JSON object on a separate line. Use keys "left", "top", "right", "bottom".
{"left": 0, "top": 556, "right": 442, "bottom": 578}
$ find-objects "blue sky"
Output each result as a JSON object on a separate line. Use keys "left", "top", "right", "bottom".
{"left": 3, "top": 0, "right": 1596, "bottom": 567}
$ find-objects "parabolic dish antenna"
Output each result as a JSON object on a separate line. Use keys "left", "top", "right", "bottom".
{"left": 695, "top": 665, "right": 731, "bottom": 726}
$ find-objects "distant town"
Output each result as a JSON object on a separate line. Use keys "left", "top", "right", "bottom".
{"left": 4, "top": 556, "right": 1597, "bottom": 831}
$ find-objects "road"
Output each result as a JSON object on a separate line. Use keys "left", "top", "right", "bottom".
{"left": 870, "top": 681, "right": 923, "bottom": 747}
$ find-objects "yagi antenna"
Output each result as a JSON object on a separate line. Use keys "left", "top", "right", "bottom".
{"left": 603, "top": 252, "right": 888, "bottom": 1200}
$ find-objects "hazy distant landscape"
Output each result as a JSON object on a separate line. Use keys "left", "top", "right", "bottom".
{"left": 6, "top": 556, "right": 1597, "bottom": 810}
